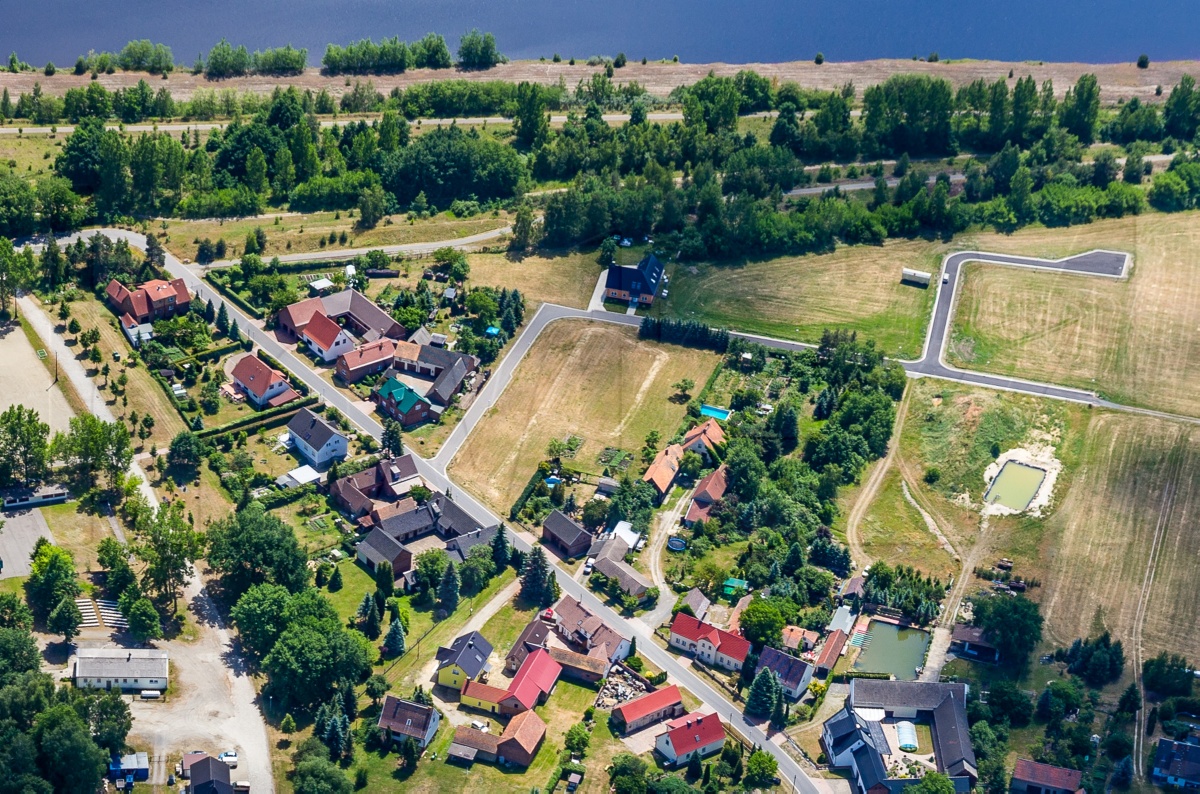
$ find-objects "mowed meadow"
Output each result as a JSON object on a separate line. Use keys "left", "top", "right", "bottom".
{"left": 651, "top": 239, "right": 941, "bottom": 360}
{"left": 447, "top": 320, "right": 718, "bottom": 514}
{"left": 949, "top": 212, "right": 1200, "bottom": 417}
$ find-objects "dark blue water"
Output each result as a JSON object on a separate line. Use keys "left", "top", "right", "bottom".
{"left": 4, "top": 0, "right": 1197, "bottom": 67}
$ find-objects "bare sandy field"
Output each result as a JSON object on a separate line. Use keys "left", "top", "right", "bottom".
{"left": 0, "top": 321, "right": 74, "bottom": 433}
{"left": 1, "top": 58, "right": 1195, "bottom": 104}
{"left": 447, "top": 320, "right": 719, "bottom": 514}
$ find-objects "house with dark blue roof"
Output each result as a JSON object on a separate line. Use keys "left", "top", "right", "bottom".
{"left": 756, "top": 646, "right": 814, "bottom": 700}
{"left": 605, "top": 254, "right": 664, "bottom": 305}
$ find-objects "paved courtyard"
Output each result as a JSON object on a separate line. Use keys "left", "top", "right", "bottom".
{"left": 0, "top": 508, "right": 56, "bottom": 579}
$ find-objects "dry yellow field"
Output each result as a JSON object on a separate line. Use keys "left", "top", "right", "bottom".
{"left": 1039, "top": 413, "right": 1200, "bottom": 661}
{"left": 949, "top": 212, "right": 1200, "bottom": 417}
{"left": 657, "top": 239, "right": 942, "bottom": 359}
{"left": 448, "top": 321, "right": 719, "bottom": 513}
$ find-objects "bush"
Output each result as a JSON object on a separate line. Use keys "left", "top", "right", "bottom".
{"left": 814, "top": 53, "right": 825, "bottom": 65}
{"left": 1137, "top": 54, "right": 1150, "bottom": 69}
{"left": 923, "top": 467, "right": 941, "bottom": 484}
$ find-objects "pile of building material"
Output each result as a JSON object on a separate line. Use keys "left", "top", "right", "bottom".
{"left": 594, "top": 665, "right": 650, "bottom": 709}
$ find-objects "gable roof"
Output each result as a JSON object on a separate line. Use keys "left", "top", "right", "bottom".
{"left": 452, "top": 725, "right": 501, "bottom": 755}
{"left": 322, "top": 289, "right": 403, "bottom": 339}
{"left": 605, "top": 253, "right": 664, "bottom": 297}
{"left": 847, "top": 680, "right": 976, "bottom": 775}
{"left": 681, "top": 588, "right": 711, "bottom": 621}
{"left": 189, "top": 756, "right": 232, "bottom": 794}
{"left": 230, "top": 354, "right": 287, "bottom": 399}
{"left": 816, "top": 629, "right": 848, "bottom": 670}
{"left": 377, "top": 377, "right": 431, "bottom": 414}
{"left": 357, "top": 527, "right": 408, "bottom": 568}
{"left": 279, "top": 296, "right": 326, "bottom": 329}
{"left": 643, "top": 444, "right": 683, "bottom": 494}
{"left": 693, "top": 465, "right": 729, "bottom": 503}
{"left": 500, "top": 709, "right": 547, "bottom": 757}
{"left": 614, "top": 684, "right": 682, "bottom": 724}
{"left": 507, "top": 617, "right": 553, "bottom": 666}
{"left": 682, "top": 419, "right": 726, "bottom": 453}
{"left": 669, "top": 612, "right": 751, "bottom": 663}
{"left": 547, "top": 646, "right": 609, "bottom": 676}
{"left": 462, "top": 679, "right": 509, "bottom": 704}
{"left": 75, "top": 648, "right": 168, "bottom": 679}
{"left": 594, "top": 556, "right": 653, "bottom": 595}
{"left": 340, "top": 338, "right": 396, "bottom": 371}
{"left": 305, "top": 311, "right": 347, "bottom": 350}
{"left": 782, "top": 625, "right": 819, "bottom": 650}
{"left": 543, "top": 510, "right": 589, "bottom": 548}
{"left": 287, "top": 408, "right": 345, "bottom": 451}
{"left": 505, "top": 648, "right": 561, "bottom": 710}
{"left": 662, "top": 711, "right": 725, "bottom": 757}
{"left": 429, "top": 358, "right": 470, "bottom": 405}
{"left": 436, "top": 631, "right": 494, "bottom": 678}
{"left": 1013, "top": 759, "right": 1084, "bottom": 791}
{"left": 758, "top": 646, "right": 813, "bottom": 691}
{"left": 418, "top": 344, "right": 477, "bottom": 372}
{"left": 588, "top": 536, "right": 630, "bottom": 562}
{"left": 446, "top": 525, "right": 498, "bottom": 563}
{"left": 1154, "top": 739, "right": 1200, "bottom": 783}
{"left": 377, "top": 696, "right": 437, "bottom": 739}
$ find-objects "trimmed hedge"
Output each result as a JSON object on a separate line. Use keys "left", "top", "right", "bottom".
{"left": 509, "top": 467, "right": 546, "bottom": 520}
{"left": 256, "top": 350, "right": 311, "bottom": 397}
{"left": 197, "top": 395, "right": 317, "bottom": 439}
{"left": 189, "top": 341, "right": 244, "bottom": 364}
{"left": 204, "top": 274, "right": 265, "bottom": 319}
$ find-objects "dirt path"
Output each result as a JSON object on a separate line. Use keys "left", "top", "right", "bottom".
{"left": 640, "top": 486, "right": 693, "bottom": 631}
{"left": 1129, "top": 432, "right": 1186, "bottom": 778}
{"left": 900, "top": 481, "right": 958, "bottom": 560}
{"left": 844, "top": 385, "right": 912, "bottom": 568}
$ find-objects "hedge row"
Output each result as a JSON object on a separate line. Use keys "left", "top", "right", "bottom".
{"left": 509, "top": 467, "right": 546, "bottom": 520}
{"left": 197, "top": 395, "right": 317, "bottom": 439}
{"left": 188, "top": 340, "right": 244, "bottom": 364}
{"left": 204, "top": 274, "right": 265, "bottom": 319}
{"left": 256, "top": 350, "right": 311, "bottom": 397}
{"left": 256, "top": 483, "right": 317, "bottom": 510}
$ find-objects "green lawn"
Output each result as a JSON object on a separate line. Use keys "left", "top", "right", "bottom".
{"left": 0, "top": 577, "right": 26, "bottom": 597}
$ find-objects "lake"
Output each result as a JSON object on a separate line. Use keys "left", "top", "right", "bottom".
{"left": 5, "top": 0, "right": 1196, "bottom": 69}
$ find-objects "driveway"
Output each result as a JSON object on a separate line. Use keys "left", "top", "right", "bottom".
{"left": 640, "top": 487, "right": 693, "bottom": 631}
{"left": 127, "top": 571, "right": 274, "bottom": 793}
{"left": 0, "top": 507, "right": 56, "bottom": 578}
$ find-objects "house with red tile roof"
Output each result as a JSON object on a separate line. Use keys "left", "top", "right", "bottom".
{"left": 499, "top": 648, "right": 561, "bottom": 715}
{"left": 668, "top": 612, "right": 751, "bottom": 672}
{"left": 336, "top": 339, "right": 396, "bottom": 383}
{"left": 1012, "top": 759, "right": 1084, "bottom": 794}
{"left": 460, "top": 680, "right": 509, "bottom": 715}
{"left": 611, "top": 684, "right": 684, "bottom": 733}
{"left": 815, "top": 629, "right": 848, "bottom": 676}
{"left": 303, "top": 311, "right": 355, "bottom": 362}
{"left": 684, "top": 464, "right": 728, "bottom": 526}
{"left": 782, "top": 625, "right": 820, "bottom": 653}
{"left": 655, "top": 711, "right": 726, "bottom": 766}
{"left": 681, "top": 419, "right": 726, "bottom": 461}
{"left": 643, "top": 444, "right": 683, "bottom": 499}
{"left": 105, "top": 278, "right": 190, "bottom": 324}
{"left": 230, "top": 354, "right": 295, "bottom": 408}
{"left": 276, "top": 296, "right": 326, "bottom": 337}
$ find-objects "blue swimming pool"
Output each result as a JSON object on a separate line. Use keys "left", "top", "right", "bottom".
{"left": 545, "top": 476, "right": 562, "bottom": 486}
{"left": 700, "top": 404, "right": 732, "bottom": 421}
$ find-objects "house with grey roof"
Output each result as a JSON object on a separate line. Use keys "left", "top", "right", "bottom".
{"left": 757, "top": 646, "right": 814, "bottom": 700}
{"left": 594, "top": 556, "right": 654, "bottom": 600}
{"left": 446, "top": 525, "right": 499, "bottom": 564}
{"left": 680, "top": 588, "right": 711, "bottom": 622}
{"left": 321, "top": 288, "right": 404, "bottom": 340}
{"left": 822, "top": 679, "right": 976, "bottom": 794}
{"left": 74, "top": 648, "right": 169, "bottom": 691}
{"left": 542, "top": 510, "right": 591, "bottom": 559}
{"left": 356, "top": 527, "right": 411, "bottom": 576}
{"left": 377, "top": 696, "right": 441, "bottom": 748}
{"left": 286, "top": 408, "right": 348, "bottom": 469}
{"left": 436, "top": 631, "right": 494, "bottom": 690}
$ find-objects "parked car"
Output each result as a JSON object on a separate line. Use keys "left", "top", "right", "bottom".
{"left": 583, "top": 557, "right": 596, "bottom": 574}
{"left": 218, "top": 751, "right": 238, "bottom": 768}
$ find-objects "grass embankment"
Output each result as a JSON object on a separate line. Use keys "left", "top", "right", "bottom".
{"left": 161, "top": 210, "right": 513, "bottom": 261}
{"left": 949, "top": 212, "right": 1200, "bottom": 418}
{"left": 650, "top": 240, "right": 939, "bottom": 359}
{"left": 448, "top": 321, "right": 719, "bottom": 514}
{"left": 54, "top": 293, "right": 185, "bottom": 449}
{"left": 856, "top": 468, "right": 957, "bottom": 581}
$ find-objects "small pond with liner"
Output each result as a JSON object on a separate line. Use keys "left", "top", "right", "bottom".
{"left": 984, "top": 460, "right": 1047, "bottom": 511}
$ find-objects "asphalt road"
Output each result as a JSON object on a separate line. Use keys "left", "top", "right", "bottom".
{"left": 40, "top": 228, "right": 1176, "bottom": 793}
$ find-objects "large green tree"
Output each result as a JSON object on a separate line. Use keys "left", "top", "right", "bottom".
{"left": 25, "top": 543, "right": 80, "bottom": 619}
{"left": 136, "top": 501, "right": 204, "bottom": 610}
{"left": 0, "top": 405, "right": 50, "bottom": 486}
{"left": 974, "top": 595, "right": 1043, "bottom": 667}
{"left": 207, "top": 501, "right": 309, "bottom": 597}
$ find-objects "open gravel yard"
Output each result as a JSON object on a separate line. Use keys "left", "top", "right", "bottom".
{"left": 0, "top": 321, "right": 74, "bottom": 434}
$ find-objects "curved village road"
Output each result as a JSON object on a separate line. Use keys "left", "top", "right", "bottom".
{"left": 38, "top": 228, "right": 1191, "bottom": 794}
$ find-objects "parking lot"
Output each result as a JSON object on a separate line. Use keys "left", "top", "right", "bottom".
{"left": 0, "top": 508, "right": 55, "bottom": 579}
